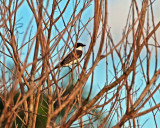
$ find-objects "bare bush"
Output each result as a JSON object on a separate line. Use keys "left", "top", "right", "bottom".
{"left": 0, "top": 0, "right": 160, "bottom": 127}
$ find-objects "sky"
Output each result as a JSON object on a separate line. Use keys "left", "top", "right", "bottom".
{"left": 107, "top": 1, "right": 160, "bottom": 127}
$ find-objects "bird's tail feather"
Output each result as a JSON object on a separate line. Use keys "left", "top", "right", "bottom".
{"left": 54, "top": 64, "right": 60, "bottom": 69}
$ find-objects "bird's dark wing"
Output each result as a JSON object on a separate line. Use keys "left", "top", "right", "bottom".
{"left": 60, "top": 50, "right": 82, "bottom": 66}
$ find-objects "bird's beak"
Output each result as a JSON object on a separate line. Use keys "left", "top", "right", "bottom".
{"left": 82, "top": 44, "right": 86, "bottom": 47}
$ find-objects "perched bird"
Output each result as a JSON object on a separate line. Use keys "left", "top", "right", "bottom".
{"left": 54, "top": 43, "right": 86, "bottom": 69}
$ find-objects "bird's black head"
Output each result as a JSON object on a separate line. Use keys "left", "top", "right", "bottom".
{"left": 76, "top": 43, "right": 86, "bottom": 48}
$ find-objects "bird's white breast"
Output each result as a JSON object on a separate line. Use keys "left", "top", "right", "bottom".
{"left": 76, "top": 46, "right": 83, "bottom": 51}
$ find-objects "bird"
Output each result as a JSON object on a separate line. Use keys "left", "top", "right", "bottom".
{"left": 54, "top": 43, "right": 86, "bottom": 69}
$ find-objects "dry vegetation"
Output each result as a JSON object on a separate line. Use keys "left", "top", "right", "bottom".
{"left": 0, "top": 0, "right": 160, "bottom": 127}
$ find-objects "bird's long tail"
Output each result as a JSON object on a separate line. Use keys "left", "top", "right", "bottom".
{"left": 54, "top": 64, "right": 59, "bottom": 69}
